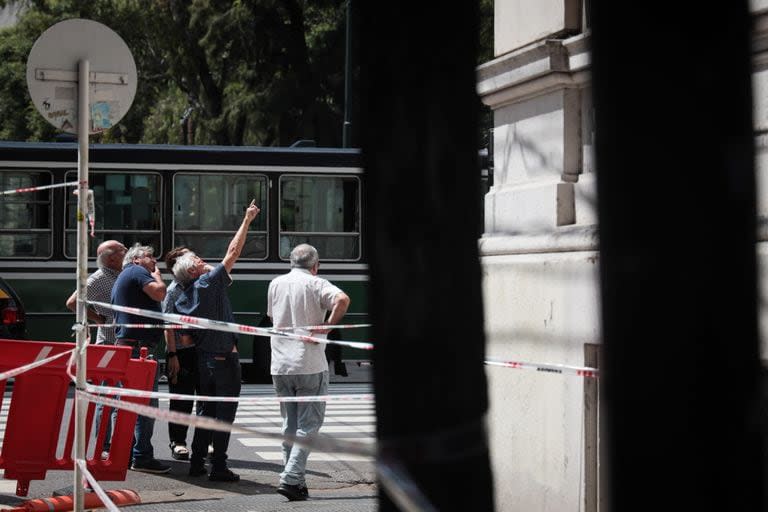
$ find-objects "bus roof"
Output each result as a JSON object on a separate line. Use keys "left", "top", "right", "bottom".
{"left": 0, "top": 141, "right": 363, "bottom": 168}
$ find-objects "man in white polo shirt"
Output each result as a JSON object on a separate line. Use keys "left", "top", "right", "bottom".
{"left": 267, "top": 243, "right": 350, "bottom": 501}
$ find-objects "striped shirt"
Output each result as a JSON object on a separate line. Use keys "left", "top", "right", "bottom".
{"left": 87, "top": 267, "right": 120, "bottom": 344}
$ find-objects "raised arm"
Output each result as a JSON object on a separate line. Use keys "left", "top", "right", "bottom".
{"left": 222, "top": 200, "right": 260, "bottom": 273}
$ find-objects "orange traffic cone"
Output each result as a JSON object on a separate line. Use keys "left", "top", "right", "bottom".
{"left": 6, "top": 489, "right": 141, "bottom": 511}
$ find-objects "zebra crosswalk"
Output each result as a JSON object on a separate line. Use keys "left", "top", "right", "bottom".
{"left": 0, "top": 384, "right": 376, "bottom": 466}
{"left": 231, "top": 384, "right": 376, "bottom": 463}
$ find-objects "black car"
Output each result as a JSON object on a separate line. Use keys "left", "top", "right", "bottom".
{"left": 0, "top": 277, "right": 27, "bottom": 339}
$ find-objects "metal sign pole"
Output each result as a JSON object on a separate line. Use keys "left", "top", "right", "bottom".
{"left": 73, "top": 58, "right": 89, "bottom": 512}
{"left": 25, "top": 19, "right": 136, "bottom": 511}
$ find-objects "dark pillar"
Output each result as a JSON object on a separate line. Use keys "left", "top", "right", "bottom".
{"left": 591, "top": 2, "right": 765, "bottom": 510}
{"left": 359, "top": 3, "right": 494, "bottom": 511}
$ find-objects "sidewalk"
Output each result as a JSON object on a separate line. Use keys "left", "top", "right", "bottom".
{"left": 0, "top": 463, "right": 377, "bottom": 512}
{"left": 112, "top": 466, "right": 377, "bottom": 511}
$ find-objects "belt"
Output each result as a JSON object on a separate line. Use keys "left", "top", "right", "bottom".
{"left": 116, "top": 339, "right": 155, "bottom": 348}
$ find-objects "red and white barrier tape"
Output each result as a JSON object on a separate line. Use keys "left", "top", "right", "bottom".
{"left": 87, "top": 189, "right": 95, "bottom": 238}
{"left": 0, "top": 348, "right": 75, "bottom": 382}
{"left": 75, "top": 459, "right": 119, "bottom": 512}
{"left": 84, "top": 381, "right": 374, "bottom": 404}
{"left": 88, "top": 300, "right": 374, "bottom": 350}
{"left": 77, "top": 391, "right": 376, "bottom": 458}
{"left": 0, "top": 180, "right": 80, "bottom": 195}
{"left": 278, "top": 323, "right": 372, "bottom": 331}
{"left": 66, "top": 350, "right": 79, "bottom": 383}
{"left": 377, "top": 456, "right": 438, "bottom": 512}
{"left": 72, "top": 188, "right": 96, "bottom": 237}
{"left": 89, "top": 323, "right": 203, "bottom": 330}
{"left": 89, "top": 322, "right": 366, "bottom": 331}
{"left": 485, "top": 356, "right": 599, "bottom": 378}
{"left": 85, "top": 302, "right": 596, "bottom": 378}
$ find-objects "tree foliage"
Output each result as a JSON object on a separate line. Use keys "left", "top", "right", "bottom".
{"left": 0, "top": 0, "right": 493, "bottom": 147}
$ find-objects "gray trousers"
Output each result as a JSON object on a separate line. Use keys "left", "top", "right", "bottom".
{"left": 272, "top": 371, "right": 328, "bottom": 486}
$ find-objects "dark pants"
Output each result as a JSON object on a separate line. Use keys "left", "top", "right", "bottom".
{"left": 168, "top": 347, "right": 199, "bottom": 445}
{"left": 191, "top": 350, "right": 241, "bottom": 471}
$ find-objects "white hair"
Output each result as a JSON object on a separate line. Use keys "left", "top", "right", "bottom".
{"left": 123, "top": 243, "right": 153, "bottom": 268}
{"left": 172, "top": 251, "right": 199, "bottom": 284}
{"left": 290, "top": 244, "right": 319, "bottom": 269}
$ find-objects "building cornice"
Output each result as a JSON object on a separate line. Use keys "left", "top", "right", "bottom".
{"left": 476, "top": 33, "right": 592, "bottom": 109}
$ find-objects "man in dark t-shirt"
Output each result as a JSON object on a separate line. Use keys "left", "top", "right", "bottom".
{"left": 173, "top": 200, "right": 260, "bottom": 482}
{"left": 111, "top": 243, "right": 172, "bottom": 474}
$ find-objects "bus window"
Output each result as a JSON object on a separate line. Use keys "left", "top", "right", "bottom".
{"left": 64, "top": 171, "right": 162, "bottom": 257}
{"left": 279, "top": 175, "right": 360, "bottom": 261}
{"left": 173, "top": 174, "right": 268, "bottom": 260}
{"left": 0, "top": 171, "right": 53, "bottom": 258}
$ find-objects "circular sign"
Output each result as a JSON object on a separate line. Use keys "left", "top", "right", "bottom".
{"left": 26, "top": 18, "right": 137, "bottom": 134}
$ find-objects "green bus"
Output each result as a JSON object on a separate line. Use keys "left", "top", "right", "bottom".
{"left": 0, "top": 141, "right": 368, "bottom": 382}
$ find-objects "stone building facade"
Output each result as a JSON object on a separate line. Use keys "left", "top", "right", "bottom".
{"left": 477, "top": 1, "right": 768, "bottom": 510}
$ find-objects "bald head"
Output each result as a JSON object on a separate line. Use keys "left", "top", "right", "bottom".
{"left": 97, "top": 240, "right": 127, "bottom": 271}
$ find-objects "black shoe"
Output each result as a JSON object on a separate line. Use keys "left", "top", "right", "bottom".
{"left": 277, "top": 483, "right": 309, "bottom": 501}
{"left": 170, "top": 442, "right": 190, "bottom": 461}
{"left": 209, "top": 468, "right": 240, "bottom": 482}
{"left": 130, "top": 458, "right": 171, "bottom": 474}
{"left": 188, "top": 464, "right": 207, "bottom": 477}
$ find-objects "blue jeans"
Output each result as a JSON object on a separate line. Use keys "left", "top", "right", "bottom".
{"left": 273, "top": 371, "right": 328, "bottom": 486}
{"left": 191, "top": 351, "right": 241, "bottom": 471}
{"left": 93, "top": 380, "right": 119, "bottom": 450}
{"left": 130, "top": 346, "right": 160, "bottom": 463}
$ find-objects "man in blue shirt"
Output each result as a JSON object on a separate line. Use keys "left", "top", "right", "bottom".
{"left": 173, "top": 200, "right": 260, "bottom": 482}
{"left": 112, "top": 243, "right": 175, "bottom": 474}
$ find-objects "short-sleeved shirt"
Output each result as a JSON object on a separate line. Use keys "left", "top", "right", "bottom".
{"left": 87, "top": 267, "right": 120, "bottom": 344}
{"left": 111, "top": 263, "right": 163, "bottom": 346}
{"left": 267, "top": 268, "right": 342, "bottom": 375}
{"left": 162, "top": 280, "right": 193, "bottom": 347}
{"left": 175, "top": 263, "right": 237, "bottom": 353}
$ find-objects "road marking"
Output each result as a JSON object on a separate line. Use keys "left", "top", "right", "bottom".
{"left": 237, "top": 404, "right": 375, "bottom": 411}
{"left": 255, "top": 451, "right": 372, "bottom": 462}
{"left": 239, "top": 436, "right": 375, "bottom": 446}
{"left": 234, "top": 387, "right": 376, "bottom": 463}
{"left": 235, "top": 416, "right": 372, "bottom": 425}
{"left": 233, "top": 424, "right": 376, "bottom": 434}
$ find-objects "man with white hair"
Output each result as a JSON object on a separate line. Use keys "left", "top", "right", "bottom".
{"left": 173, "top": 200, "right": 260, "bottom": 482}
{"left": 267, "top": 243, "right": 350, "bottom": 501}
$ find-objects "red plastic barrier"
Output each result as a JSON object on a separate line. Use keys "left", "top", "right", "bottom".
{"left": 0, "top": 339, "right": 156, "bottom": 496}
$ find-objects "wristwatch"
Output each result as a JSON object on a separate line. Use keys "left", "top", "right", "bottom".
{"left": 166, "top": 351, "right": 178, "bottom": 358}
